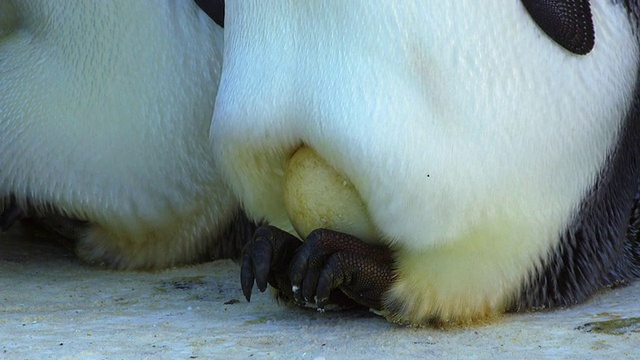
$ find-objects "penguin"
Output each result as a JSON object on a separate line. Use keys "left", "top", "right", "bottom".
{"left": 214, "top": 0, "right": 640, "bottom": 324}
{"left": 0, "top": 0, "right": 253, "bottom": 269}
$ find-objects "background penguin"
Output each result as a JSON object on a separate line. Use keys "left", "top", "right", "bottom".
{"left": 0, "top": 0, "right": 253, "bottom": 269}
{"left": 214, "top": 1, "right": 640, "bottom": 324}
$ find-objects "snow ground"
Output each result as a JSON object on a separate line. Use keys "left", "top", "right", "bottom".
{"left": 1, "top": 224, "right": 638, "bottom": 359}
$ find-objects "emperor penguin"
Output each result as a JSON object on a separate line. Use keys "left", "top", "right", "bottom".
{"left": 214, "top": 1, "right": 640, "bottom": 324}
{"left": 0, "top": 0, "right": 252, "bottom": 269}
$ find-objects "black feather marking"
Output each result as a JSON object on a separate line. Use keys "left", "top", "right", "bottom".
{"left": 521, "top": 0, "right": 594, "bottom": 55}
{"left": 194, "top": 0, "right": 225, "bottom": 28}
{"left": 514, "top": 64, "right": 640, "bottom": 311}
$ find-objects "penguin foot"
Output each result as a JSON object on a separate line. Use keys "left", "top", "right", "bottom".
{"left": 289, "top": 228, "right": 395, "bottom": 311}
{"left": 241, "top": 226, "right": 395, "bottom": 311}
{"left": 241, "top": 225, "right": 302, "bottom": 302}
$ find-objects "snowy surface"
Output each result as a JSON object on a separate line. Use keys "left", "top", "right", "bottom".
{"left": 1, "top": 225, "right": 638, "bottom": 359}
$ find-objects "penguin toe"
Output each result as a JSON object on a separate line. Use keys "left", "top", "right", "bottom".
{"left": 240, "top": 225, "right": 301, "bottom": 302}
{"left": 289, "top": 228, "right": 395, "bottom": 311}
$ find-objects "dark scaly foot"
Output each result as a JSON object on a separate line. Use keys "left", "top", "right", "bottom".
{"left": 241, "top": 225, "right": 302, "bottom": 302}
{"left": 241, "top": 225, "right": 390, "bottom": 310}
{"left": 290, "top": 228, "right": 395, "bottom": 311}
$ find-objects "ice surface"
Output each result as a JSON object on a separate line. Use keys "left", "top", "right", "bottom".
{"left": 1, "top": 224, "right": 638, "bottom": 359}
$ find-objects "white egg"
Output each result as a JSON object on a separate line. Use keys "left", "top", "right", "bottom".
{"left": 284, "top": 146, "right": 379, "bottom": 242}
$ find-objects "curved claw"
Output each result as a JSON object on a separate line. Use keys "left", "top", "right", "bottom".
{"left": 315, "top": 255, "right": 341, "bottom": 309}
{"left": 240, "top": 225, "right": 302, "bottom": 303}
{"left": 241, "top": 227, "right": 275, "bottom": 301}
{"left": 289, "top": 232, "right": 325, "bottom": 304}
{"left": 251, "top": 231, "right": 275, "bottom": 293}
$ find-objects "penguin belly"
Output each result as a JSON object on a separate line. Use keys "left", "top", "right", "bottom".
{"left": 0, "top": 1, "right": 249, "bottom": 269}
{"left": 213, "top": 1, "right": 640, "bottom": 323}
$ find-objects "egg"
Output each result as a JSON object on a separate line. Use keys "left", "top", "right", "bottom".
{"left": 284, "top": 146, "right": 379, "bottom": 242}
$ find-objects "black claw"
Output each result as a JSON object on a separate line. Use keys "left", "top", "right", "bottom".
{"left": 289, "top": 238, "right": 311, "bottom": 304}
{"left": 252, "top": 236, "right": 274, "bottom": 292}
{"left": 239, "top": 225, "right": 302, "bottom": 303}
{"left": 315, "top": 254, "right": 347, "bottom": 310}
{"left": 240, "top": 247, "right": 256, "bottom": 302}
{"left": 291, "top": 231, "right": 331, "bottom": 304}
{"left": 315, "top": 267, "right": 335, "bottom": 310}
{"left": 302, "top": 267, "right": 322, "bottom": 303}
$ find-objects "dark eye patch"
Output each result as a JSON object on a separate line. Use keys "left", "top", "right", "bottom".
{"left": 521, "top": 0, "right": 594, "bottom": 55}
